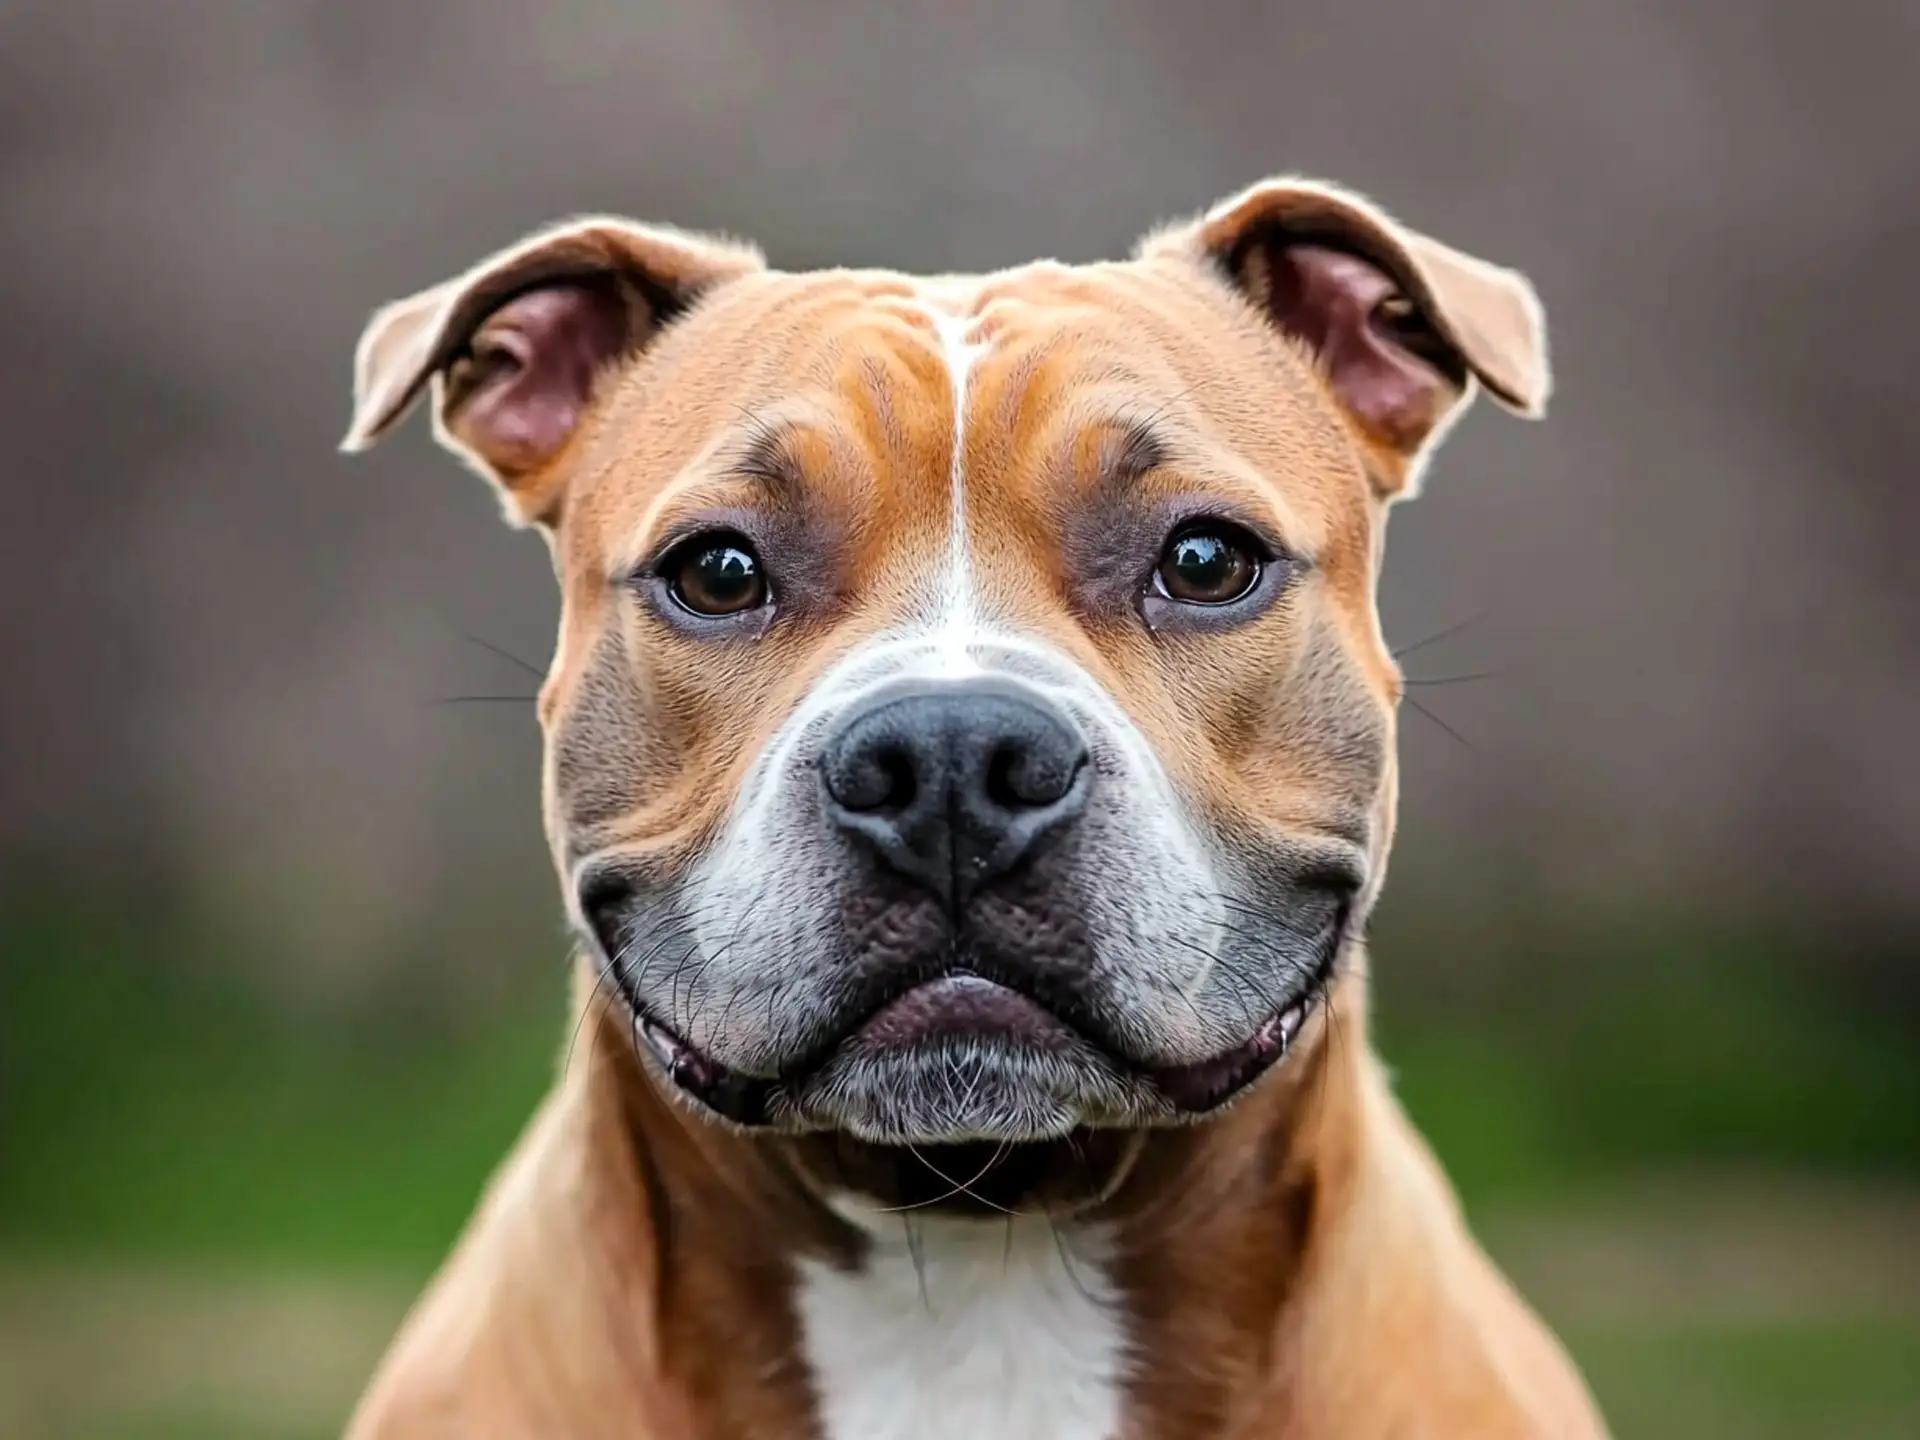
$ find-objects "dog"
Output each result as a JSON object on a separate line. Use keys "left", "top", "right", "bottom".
{"left": 339, "top": 174, "right": 1608, "bottom": 1438}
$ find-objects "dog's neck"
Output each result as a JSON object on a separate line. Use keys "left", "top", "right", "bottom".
{"left": 550, "top": 955, "right": 1389, "bottom": 1439}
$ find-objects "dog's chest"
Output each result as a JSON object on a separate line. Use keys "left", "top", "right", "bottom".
{"left": 793, "top": 1215, "right": 1128, "bottom": 1440}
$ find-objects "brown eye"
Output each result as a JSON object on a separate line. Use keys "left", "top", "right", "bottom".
{"left": 1155, "top": 525, "right": 1261, "bottom": 605}
{"left": 667, "top": 535, "right": 767, "bottom": 616}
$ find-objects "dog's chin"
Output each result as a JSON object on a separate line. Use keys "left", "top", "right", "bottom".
{"left": 773, "top": 975, "right": 1170, "bottom": 1145}
{"left": 780, "top": 1032, "right": 1159, "bottom": 1146}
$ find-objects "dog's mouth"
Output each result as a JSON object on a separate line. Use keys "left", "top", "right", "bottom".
{"left": 628, "top": 925, "right": 1342, "bottom": 1139}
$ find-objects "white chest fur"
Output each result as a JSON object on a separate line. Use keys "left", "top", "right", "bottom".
{"left": 794, "top": 1210, "right": 1129, "bottom": 1440}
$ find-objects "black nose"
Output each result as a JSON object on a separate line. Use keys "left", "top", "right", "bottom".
{"left": 820, "top": 679, "right": 1091, "bottom": 909}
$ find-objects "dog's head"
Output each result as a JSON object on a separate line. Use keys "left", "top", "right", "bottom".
{"left": 346, "top": 177, "right": 1546, "bottom": 1206}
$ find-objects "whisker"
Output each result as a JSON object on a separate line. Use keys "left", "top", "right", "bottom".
{"left": 1401, "top": 671, "right": 1494, "bottom": 688}
{"left": 669, "top": 900, "right": 752, "bottom": 1036}
{"left": 578, "top": 894, "right": 739, "bottom": 1070}
{"left": 902, "top": 1213, "right": 931, "bottom": 1311}
{"left": 435, "top": 694, "right": 538, "bottom": 705}
{"left": 1390, "top": 612, "right": 1484, "bottom": 661}
{"left": 462, "top": 632, "right": 547, "bottom": 680}
{"left": 1043, "top": 1207, "right": 1101, "bottom": 1307}
{"left": 1402, "top": 695, "right": 1476, "bottom": 752}
{"left": 564, "top": 941, "right": 629, "bottom": 1073}
{"left": 1311, "top": 963, "right": 1349, "bottom": 1156}
{"left": 878, "top": 1142, "right": 1015, "bottom": 1215}
{"left": 1126, "top": 382, "right": 1204, "bottom": 444}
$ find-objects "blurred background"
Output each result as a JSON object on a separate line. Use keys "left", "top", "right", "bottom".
{"left": 2, "top": 2, "right": 1916, "bottom": 1435}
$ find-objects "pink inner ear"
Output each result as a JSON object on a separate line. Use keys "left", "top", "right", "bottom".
{"left": 1265, "top": 246, "right": 1453, "bottom": 452}
{"left": 453, "top": 281, "right": 633, "bottom": 474}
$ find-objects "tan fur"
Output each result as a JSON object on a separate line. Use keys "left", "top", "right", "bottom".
{"left": 342, "top": 177, "right": 1607, "bottom": 1438}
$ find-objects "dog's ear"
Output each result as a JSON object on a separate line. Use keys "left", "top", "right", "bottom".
{"left": 342, "top": 218, "right": 764, "bottom": 526}
{"left": 1141, "top": 177, "right": 1549, "bottom": 498}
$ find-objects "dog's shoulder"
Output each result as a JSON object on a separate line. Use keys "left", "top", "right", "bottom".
{"left": 1268, "top": 1068, "right": 1609, "bottom": 1439}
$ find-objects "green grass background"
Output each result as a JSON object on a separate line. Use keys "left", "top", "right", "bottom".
{"left": 2, "top": 899, "right": 1915, "bottom": 1436}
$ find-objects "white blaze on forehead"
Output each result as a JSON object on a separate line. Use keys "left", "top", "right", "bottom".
{"left": 919, "top": 296, "right": 990, "bottom": 675}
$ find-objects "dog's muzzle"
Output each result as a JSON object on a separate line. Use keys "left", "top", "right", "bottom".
{"left": 592, "top": 671, "right": 1351, "bottom": 1146}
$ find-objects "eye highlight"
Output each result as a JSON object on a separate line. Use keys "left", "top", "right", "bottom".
{"left": 1154, "top": 523, "right": 1262, "bottom": 605}
{"left": 664, "top": 533, "right": 768, "bottom": 617}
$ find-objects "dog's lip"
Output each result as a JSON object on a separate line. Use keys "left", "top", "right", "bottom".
{"left": 1146, "top": 909, "right": 1344, "bottom": 1112}
{"left": 632, "top": 1011, "right": 777, "bottom": 1127}
{"left": 630, "top": 950, "right": 1336, "bottom": 1128}
{"left": 1145, "top": 992, "right": 1314, "bottom": 1112}
{"left": 838, "top": 974, "right": 1089, "bottom": 1056}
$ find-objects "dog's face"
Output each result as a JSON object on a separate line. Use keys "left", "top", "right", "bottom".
{"left": 347, "top": 179, "right": 1546, "bottom": 1181}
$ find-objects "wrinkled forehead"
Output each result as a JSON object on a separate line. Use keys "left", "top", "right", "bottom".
{"left": 558, "top": 261, "right": 1372, "bottom": 582}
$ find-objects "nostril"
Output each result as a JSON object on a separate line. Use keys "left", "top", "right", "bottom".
{"left": 985, "top": 742, "right": 1033, "bottom": 809}
{"left": 871, "top": 744, "right": 917, "bottom": 812}
{"left": 986, "top": 739, "right": 1082, "bottom": 810}
{"left": 833, "top": 740, "right": 919, "bottom": 814}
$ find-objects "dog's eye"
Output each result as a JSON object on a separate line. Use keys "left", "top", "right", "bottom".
{"left": 665, "top": 534, "right": 768, "bottom": 616}
{"left": 1154, "top": 524, "right": 1262, "bottom": 605}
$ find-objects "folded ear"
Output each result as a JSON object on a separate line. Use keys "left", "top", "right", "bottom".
{"left": 1140, "top": 176, "right": 1549, "bottom": 498}
{"left": 342, "top": 218, "right": 764, "bottom": 526}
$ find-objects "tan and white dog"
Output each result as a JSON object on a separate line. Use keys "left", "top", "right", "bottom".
{"left": 340, "top": 175, "right": 1608, "bottom": 1438}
